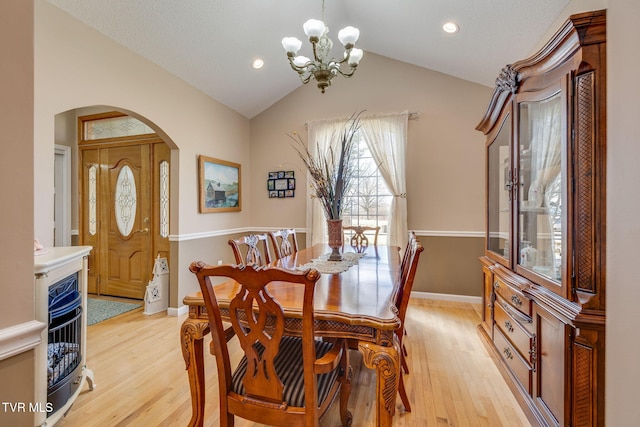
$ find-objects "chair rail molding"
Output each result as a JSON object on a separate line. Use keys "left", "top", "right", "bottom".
{"left": 0, "top": 320, "right": 46, "bottom": 361}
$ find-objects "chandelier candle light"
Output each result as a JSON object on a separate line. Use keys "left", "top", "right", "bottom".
{"left": 281, "top": 2, "right": 363, "bottom": 93}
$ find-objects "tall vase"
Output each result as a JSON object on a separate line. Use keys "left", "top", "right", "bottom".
{"left": 327, "top": 219, "right": 343, "bottom": 261}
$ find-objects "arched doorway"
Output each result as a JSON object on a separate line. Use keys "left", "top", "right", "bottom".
{"left": 55, "top": 107, "right": 175, "bottom": 301}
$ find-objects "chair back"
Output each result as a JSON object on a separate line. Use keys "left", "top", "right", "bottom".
{"left": 268, "top": 228, "right": 299, "bottom": 260}
{"left": 228, "top": 234, "right": 272, "bottom": 266}
{"left": 343, "top": 226, "right": 380, "bottom": 253}
{"left": 189, "top": 262, "right": 348, "bottom": 426}
{"left": 398, "top": 231, "right": 418, "bottom": 285}
{"left": 395, "top": 234, "right": 424, "bottom": 325}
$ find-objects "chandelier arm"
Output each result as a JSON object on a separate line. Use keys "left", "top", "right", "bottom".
{"left": 287, "top": 57, "right": 314, "bottom": 73}
{"left": 332, "top": 51, "right": 351, "bottom": 65}
{"left": 335, "top": 67, "right": 357, "bottom": 78}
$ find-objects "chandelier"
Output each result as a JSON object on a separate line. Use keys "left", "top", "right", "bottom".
{"left": 281, "top": 1, "right": 363, "bottom": 93}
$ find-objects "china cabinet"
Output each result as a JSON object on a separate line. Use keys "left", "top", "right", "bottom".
{"left": 476, "top": 10, "right": 605, "bottom": 427}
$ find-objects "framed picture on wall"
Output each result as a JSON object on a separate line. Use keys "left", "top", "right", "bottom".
{"left": 267, "top": 171, "right": 295, "bottom": 198}
{"left": 198, "top": 155, "right": 241, "bottom": 213}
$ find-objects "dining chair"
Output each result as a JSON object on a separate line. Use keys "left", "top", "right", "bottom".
{"left": 343, "top": 225, "right": 380, "bottom": 253}
{"left": 268, "top": 228, "right": 299, "bottom": 260}
{"left": 228, "top": 233, "right": 272, "bottom": 266}
{"left": 397, "top": 231, "right": 418, "bottom": 370}
{"left": 188, "top": 262, "right": 353, "bottom": 427}
{"left": 394, "top": 233, "right": 424, "bottom": 412}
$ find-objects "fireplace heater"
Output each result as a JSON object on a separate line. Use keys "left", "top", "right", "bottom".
{"left": 47, "top": 273, "right": 83, "bottom": 413}
{"left": 34, "top": 245, "right": 94, "bottom": 426}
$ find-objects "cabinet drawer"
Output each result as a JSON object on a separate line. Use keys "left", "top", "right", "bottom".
{"left": 494, "top": 298, "right": 534, "bottom": 363}
{"left": 493, "top": 277, "right": 531, "bottom": 316}
{"left": 494, "top": 328, "right": 532, "bottom": 394}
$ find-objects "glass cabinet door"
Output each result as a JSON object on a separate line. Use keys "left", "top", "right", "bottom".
{"left": 487, "top": 114, "right": 511, "bottom": 262}
{"left": 517, "top": 92, "right": 564, "bottom": 283}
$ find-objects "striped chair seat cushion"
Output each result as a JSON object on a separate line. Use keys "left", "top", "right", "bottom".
{"left": 231, "top": 335, "right": 339, "bottom": 408}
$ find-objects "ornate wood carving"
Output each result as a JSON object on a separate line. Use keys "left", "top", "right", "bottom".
{"left": 574, "top": 71, "right": 596, "bottom": 295}
{"left": 573, "top": 342, "right": 594, "bottom": 426}
{"left": 358, "top": 342, "right": 399, "bottom": 415}
{"left": 495, "top": 65, "right": 519, "bottom": 94}
{"left": 181, "top": 319, "right": 209, "bottom": 370}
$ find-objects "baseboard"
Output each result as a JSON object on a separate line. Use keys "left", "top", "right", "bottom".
{"left": 167, "top": 305, "right": 189, "bottom": 317}
{"left": 411, "top": 291, "right": 481, "bottom": 304}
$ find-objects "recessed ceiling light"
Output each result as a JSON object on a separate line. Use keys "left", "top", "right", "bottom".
{"left": 442, "top": 22, "right": 459, "bottom": 34}
{"left": 252, "top": 59, "right": 264, "bottom": 69}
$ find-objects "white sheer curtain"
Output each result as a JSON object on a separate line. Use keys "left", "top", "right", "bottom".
{"left": 360, "top": 112, "right": 409, "bottom": 249}
{"left": 306, "top": 119, "right": 349, "bottom": 245}
{"left": 306, "top": 112, "right": 409, "bottom": 249}
{"left": 528, "top": 94, "right": 562, "bottom": 269}
{"left": 529, "top": 95, "right": 561, "bottom": 203}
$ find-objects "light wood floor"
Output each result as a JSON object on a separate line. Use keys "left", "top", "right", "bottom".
{"left": 56, "top": 298, "right": 532, "bottom": 427}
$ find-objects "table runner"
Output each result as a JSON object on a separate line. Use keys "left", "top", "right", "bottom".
{"left": 295, "top": 252, "right": 365, "bottom": 274}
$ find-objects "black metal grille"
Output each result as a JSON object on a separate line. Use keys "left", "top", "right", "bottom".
{"left": 47, "top": 273, "right": 83, "bottom": 412}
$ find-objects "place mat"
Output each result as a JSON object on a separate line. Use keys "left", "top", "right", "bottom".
{"left": 296, "top": 252, "right": 365, "bottom": 274}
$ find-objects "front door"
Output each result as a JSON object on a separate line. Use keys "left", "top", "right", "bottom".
{"left": 105, "top": 144, "right": 152, "bottom": 298}
{"left": 80, "top": 122, "right": 170, "bottom": 299}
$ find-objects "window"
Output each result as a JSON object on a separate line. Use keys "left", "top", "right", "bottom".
{"left": 341, "top": 132, "right": 392, "bottom": 245}
{"left": 307, "top": 112, "right": 408, "bottom": 247}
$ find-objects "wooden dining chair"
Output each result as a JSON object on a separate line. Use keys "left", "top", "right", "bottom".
{"left": 268, "top": 228, "right": 299, "bottom": 260}
{"left": 343, "top": 225, "right": 380, "bottom": 253}
{"left": 228, "top": 233, "right": 272, "bottom": 266}
{"left": 188, "top": 262, "right": 353, "bottom": 427}
{"left": 397, "top": 231, "right": 418, "bottom": 369}
{"left": 394, "top": 233, "right": 424, "bottom": 412}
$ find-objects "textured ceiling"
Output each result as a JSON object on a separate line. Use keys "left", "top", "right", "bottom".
{"left": 49, "top": 0, "right": 570, "bottom": 118}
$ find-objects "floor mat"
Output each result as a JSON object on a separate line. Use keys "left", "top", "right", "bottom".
{"left": 87, "top": 298, "right": 141, "bottom": 326}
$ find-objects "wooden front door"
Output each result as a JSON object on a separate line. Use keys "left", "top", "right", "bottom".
{"left": 81, "top": 141, "right": 169, "bottom": 299}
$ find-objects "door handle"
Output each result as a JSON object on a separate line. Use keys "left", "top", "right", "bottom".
{"left": 136, "top": 227, "right": 149, "bottom": 233}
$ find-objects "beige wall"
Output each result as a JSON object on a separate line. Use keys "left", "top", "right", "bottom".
{"left": 607, "top": 0, "right": 640, "bottom": 424}
{"left": 0, "top": 1, "right": 36, "bottom": 424}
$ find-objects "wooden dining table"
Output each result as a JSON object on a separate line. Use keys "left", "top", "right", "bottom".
{"left": 180, "top": 243, "right": 403, "bottom": 427}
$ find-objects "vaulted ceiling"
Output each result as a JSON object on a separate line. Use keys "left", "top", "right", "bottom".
{"left": 49, "top": 0, "right": 570, "bottom": 118}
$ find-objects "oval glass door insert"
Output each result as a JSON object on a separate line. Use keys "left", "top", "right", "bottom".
{"left": 115, "top": 165, "right": 137, "bottom": 236}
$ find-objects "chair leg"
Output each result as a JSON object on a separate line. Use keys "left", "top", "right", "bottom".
{"left": 340, "top": 371, "right": 353, "bottom": 427}
{"left": 339, "top": 345, "right": 353, "bottom": 427}
{"left": 402, "top": 328, "right": 409, "bottom": 357}
{"left": 401, "top": 349, "right": 409, "bottom": 374}
{"left": 397, "top": 330, "right": 409, "bottom": 374}
{"left": 398, "top": 373, "right": 411, "bottom": 412}
{"left": 219, "top": 411, "right": 234, "bottom": 427}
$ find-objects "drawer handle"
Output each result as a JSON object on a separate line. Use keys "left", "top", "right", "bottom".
{"left": 494, "top": 281, "right": 500, "bottom": 290}
{"left": 504, "top": 320, "right": 514, "bottom": 333}
{"left": 511, "top": 294, "right": 522, "bottom": 307}
{"left": 503, "top": 347, "right": 514, "bottom": 360}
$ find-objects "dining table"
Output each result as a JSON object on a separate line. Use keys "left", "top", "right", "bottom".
{"left": 180, "top": 243, "right": 403, "bottom": 427}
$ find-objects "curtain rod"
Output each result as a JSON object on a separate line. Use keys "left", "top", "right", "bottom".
{"left": 305, "top": 111, "right": 420, "bottom": 127}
